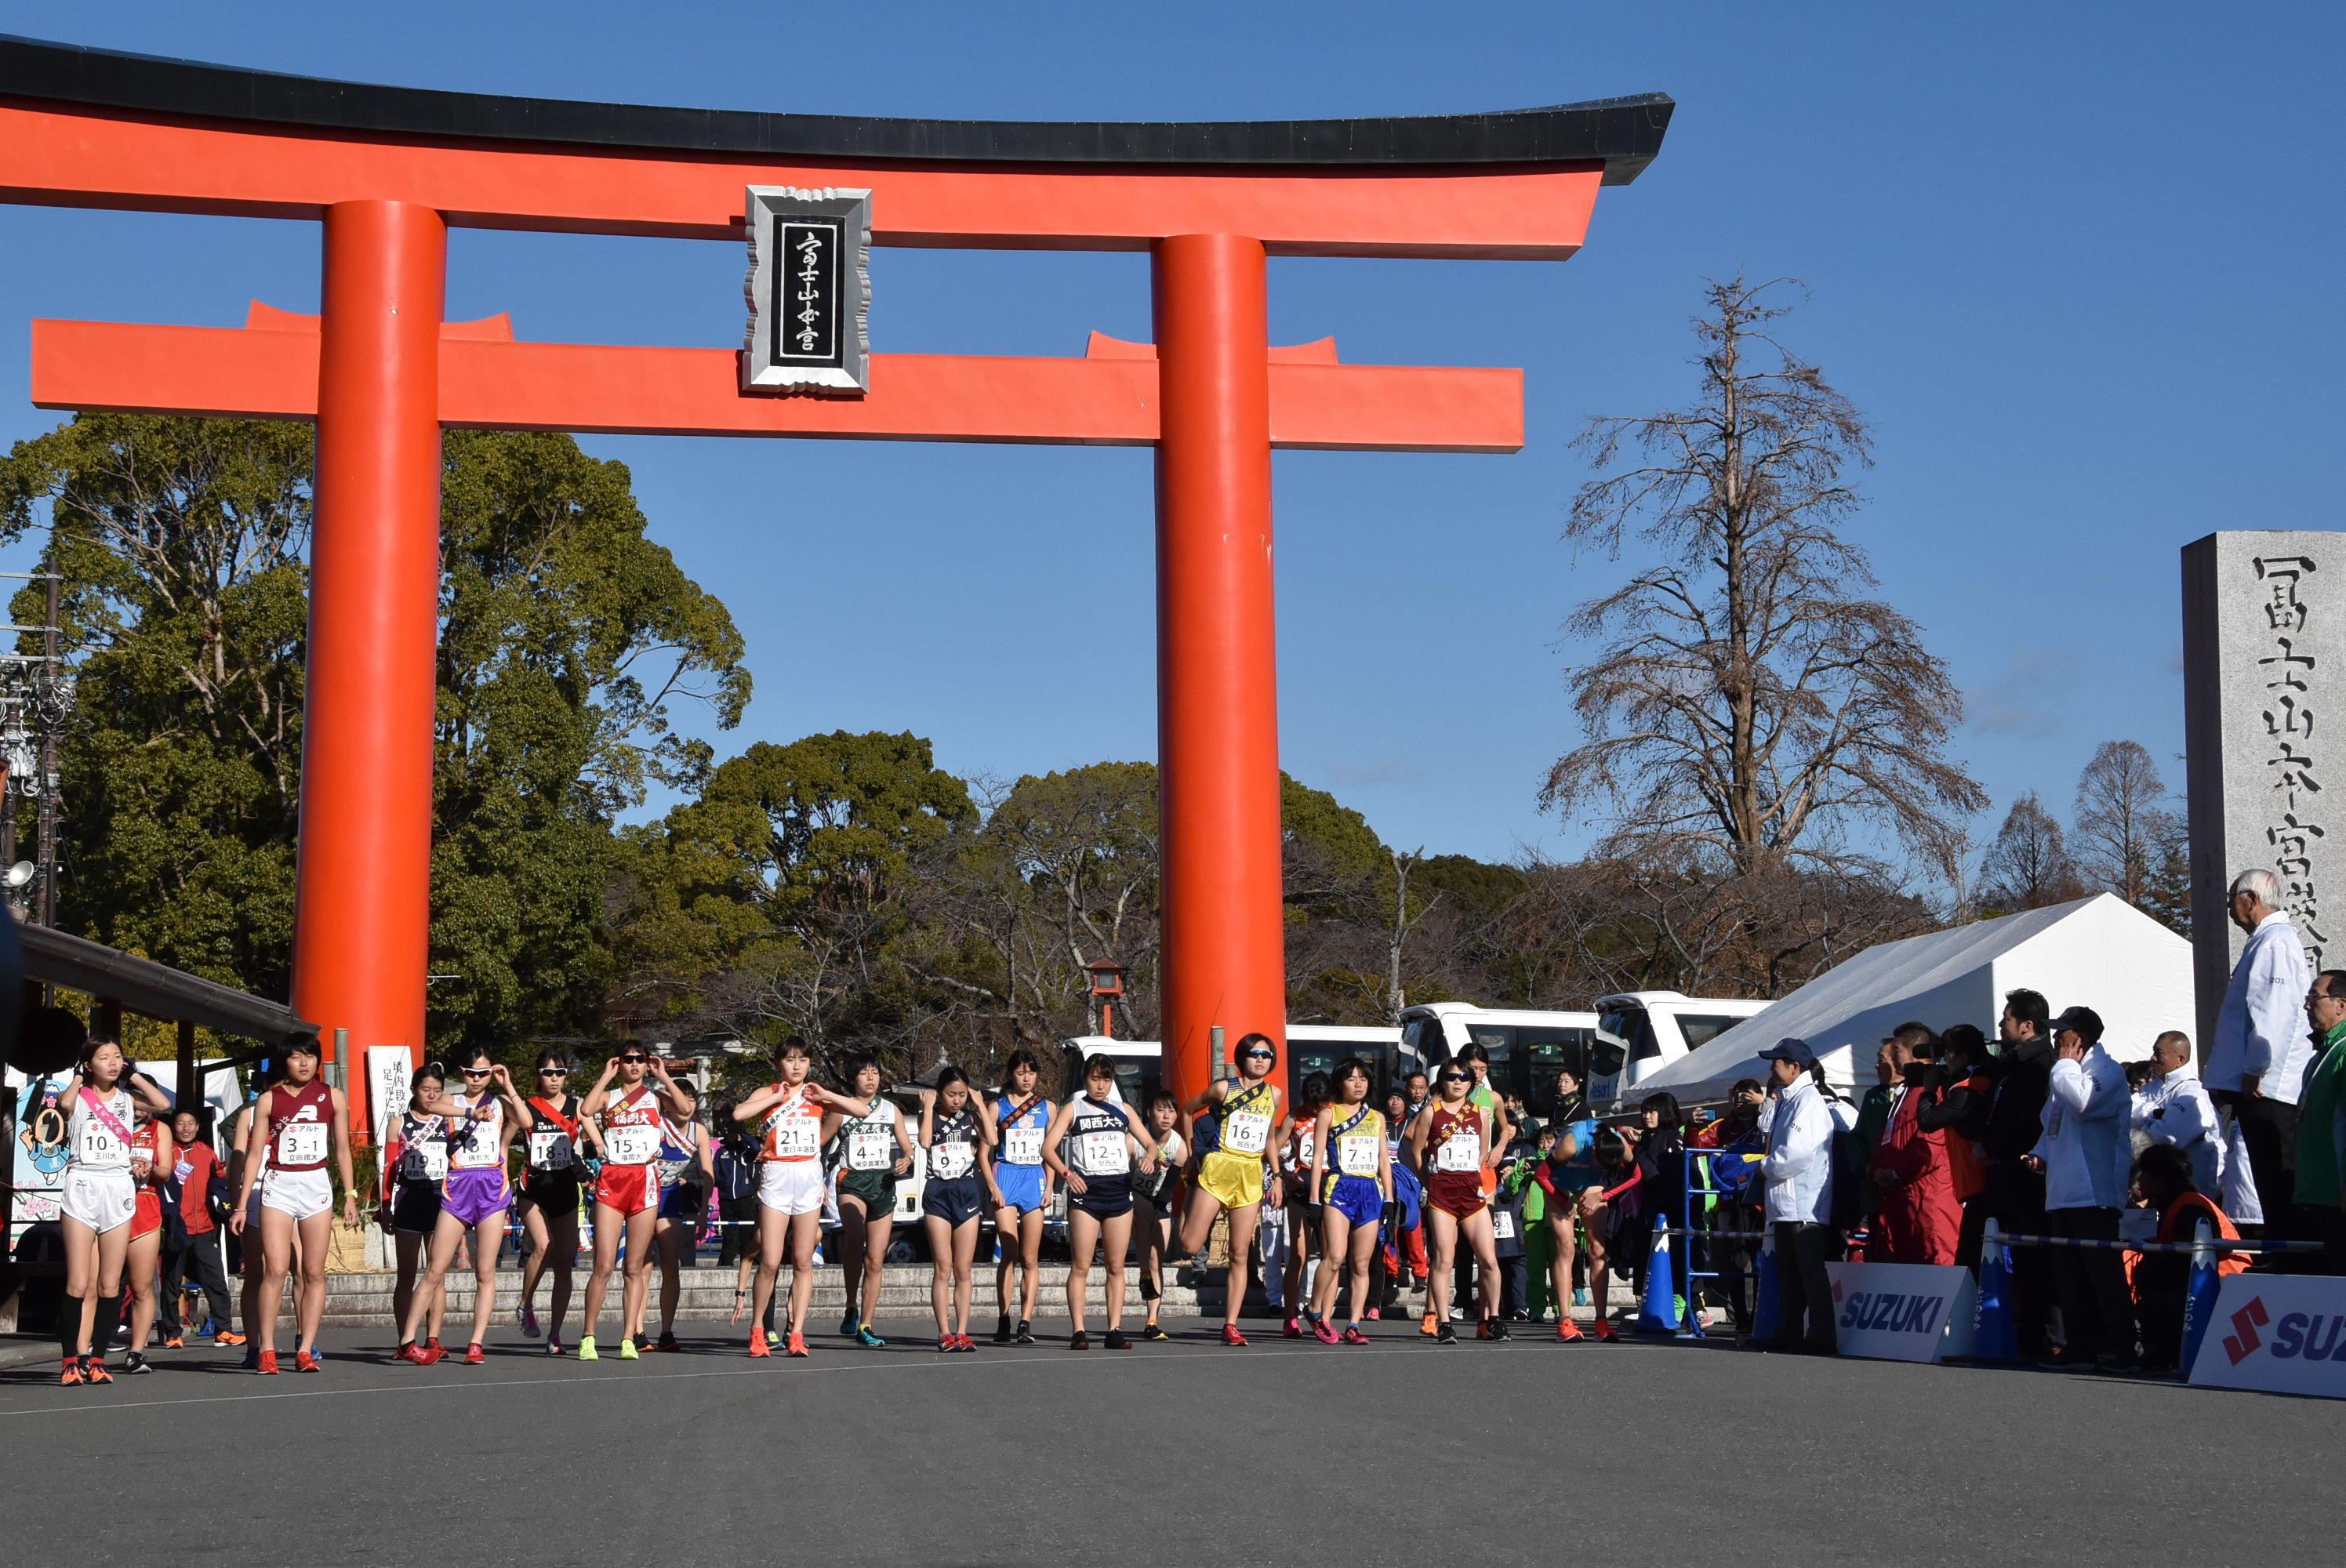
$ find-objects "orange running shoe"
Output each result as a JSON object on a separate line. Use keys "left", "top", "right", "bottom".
{"left": 85, "top": 1359, "right": 113, "bottom": 1385}
{"left": 214, "top": 1330, "right": 247, "bottom": 1346}
{"left": 163, "top": 1336, "right": 184, "bottom": 1349}
{"left": 785, "top": 1332, "right": 809, "bottom": 1358}
{"left": 59, "top": 1357, "right": 83, "bottom": 1386}
{"left": 257, "top": 1349, "right": 280, "bottom": 1374}
{"left": 294, "top": 1350, "right": 321, "bottom": 1374}
{"left": 1556, "top": 1319, "right": 1585, "bottom": 1343}
{"left": 749, "top": 1327, "right": 771, "bottom": 1358}
{"left": 1593, "top": 1319, "right": 1619, "bottom": 1342}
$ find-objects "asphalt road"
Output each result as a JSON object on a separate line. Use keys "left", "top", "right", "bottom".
{"left": 1, "top": 1317, "right": 2332, "bottom": 1566}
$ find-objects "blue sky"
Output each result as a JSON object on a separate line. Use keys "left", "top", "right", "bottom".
{"left": 0, "top": 2, "right": 2337, "bottom": 871}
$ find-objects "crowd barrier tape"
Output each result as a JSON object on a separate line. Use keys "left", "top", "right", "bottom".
{"left": 2186, "top": 1274, "right": 2346, "bottom": 1398}
{"left": 1825, "top": 1260, "right": 1977, "bottom": 1363}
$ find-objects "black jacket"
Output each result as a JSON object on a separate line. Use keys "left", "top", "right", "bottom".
{"left": 1978, "top": 1036, "right": 2054, "bottom": 1165}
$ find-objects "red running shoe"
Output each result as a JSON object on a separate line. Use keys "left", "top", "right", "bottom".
{"left": 1342, "top": 1326, "right": 1371, "bottom": 1346}
{"left": 463, "top": 1343, "right": 485, "bottom": 1366}
{"left": 1221, "top": 1323, "right": 1249, "bottom": 1347}
{"left": 748, "top": 1327, "right": 771, "bottom": 1358}
{"left": 953, "top": 1334, "right": 978, "bottom": 1352}
{"left": 937, "top": 1335, "right": 953, "bottom": 1353}
{"left": 1282, "top": 1316, "right": 1302, "bottom": 1339}
{"left": 1556, "top": 1319, "right": 1586, "bottom": 1342}
{"left": 294, "top": 1350, "right": 321, "bottom": 1374}
{"left": 1593, "top": 1319, "right": 1619, "bottom": 1342}
{"left": 412, "top": 1341, "right": 446, "bottom": 1367}
{"left": 256, "top": 1350, "right": 280, "bottom": 1375}
{"left": 785, "top": 1332, "right": 809, "bottom": 1358}
{"left": 1312, "top": 1316, "right": 1341, "bottom": 1345}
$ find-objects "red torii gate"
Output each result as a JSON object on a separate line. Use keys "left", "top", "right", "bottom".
{"left": 0, "top": 37, "right": 1669, "bottom": 1128}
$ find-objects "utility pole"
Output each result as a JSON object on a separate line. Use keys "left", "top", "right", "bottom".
{"left": 0, "top": 566, "right": 67, "bottom": 925}
{"left": 37, "top": 568, "right": 57, "bottom": 927}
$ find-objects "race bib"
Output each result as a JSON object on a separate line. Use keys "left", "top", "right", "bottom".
{"left": 528, "top": 1130, "right": 573, "bottom": 1171}
{"left": 1077, "top": 1131, "right": 1131, "bottom": 1176}
{"left": 450, "top": 1127, "right": 502, "bottom": 1170}
{"left": 1289, "top": 1134, "right": 1316, "bottom": 1171}
{"left": 1494, "top": 1208, "right": 1516, "bottom": 1240}
{"left": 76, "top": 1119, "right": 124, "bottom": 1166}
{"left": 1223, "top": 1110, "right": 1271, "bottom": 1155}
{"left": 1337, "top": 1134, "right": 1380, "bottom": 1178}
{"left": 276, "top": 1122, "right": 328, "bottom": 1166}
{"left": 603, "top": 1123, "right": 659, "bottom": 1165}
{"left": 767, "top": 1116, "right": 819, "bottom": 1162}
{"left": 401, "top": 1143, "right": 449, "bottom": 1182}
{"left": 848, "top": 1122, "right": 895, "bottom": 1172}
{"left": 1003, "top": 1126, "right": 1044, "bottom": 1166}
{"left": 1435, "top": 1133, "right": 1480, "bottom": 1174}
{"left": 172, "top": 1159, "right": 194, "bottom": 1183}
{"left": 930, "top": 1142, "right": 974, "bottom": 1181}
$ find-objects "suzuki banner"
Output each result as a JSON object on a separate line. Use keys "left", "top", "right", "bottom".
{"left": 1825, "top": 1261, "right": 1977, "bottom": 1363}
{"left": 2188, "top": 1275, "right": 2346, "bottom": 1398}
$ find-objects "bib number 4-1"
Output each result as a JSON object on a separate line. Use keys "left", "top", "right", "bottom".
{"left": 848, "top": 1123, "right": 895, "bottom": 1172}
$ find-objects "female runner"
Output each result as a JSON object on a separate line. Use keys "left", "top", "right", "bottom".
{"left": 651, "top": 1098, "right": 714, "bottom": 1351}
{"left": 399, "top": 1052, "right": 531, "bottom": 1365}
{"left": 1407, "top": 1062, "right": 1502, "bottom": 1345}
{"left": 384, "top": 1065, "right": 450, "bottom": 1357}
{"left": 1178, "top": 1033, "right": 1287, "bottom": 1347}
{"left": 733, "top": 1039, "right": 862, "bottom": 1357}
{"left": 1131, "top": 1090, "right": 1188, "bottom": 1341}
{"left": 515, "top": 1051, "right": 591, "bottom": 1354}
{"left": 916, "top": 1067, "right": 992, "bottom": 1352}
{"left": 1278, "top": 1071, "right": 1330, "bottom": 1338}
{"left": 119, "top": 1101, "right": 176, "bottom": 1374}
{"left": 229, "top": 1036, "right": 358, "bottom": 1374}
{"left": 826, "top": 1054, "right": 914, "bottom": 1347}
{"left": 983, "top": 1049, "right": 1054, "bottom": 1345}
{"left": 577, "top": 1047, "right": 695, "bottom": 1361}
{"left": 53, "top": 1037, "right": 170, "bottom": 1384}
{"left": 1041, "top": 1054, "right": 1158, "bottom": 1350}
{"left": 1305, "top": 1058, "right": 1391, "bottom": 1345}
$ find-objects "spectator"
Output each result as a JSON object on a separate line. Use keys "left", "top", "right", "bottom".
{"left": 2030, "top": 1005, "right": 2135, "bottom": 1372}
{"left": 2290, "top": 969, "right": 2346, "bottom": 1272}
{"left": 1916, "top": 1024, "right": 1993, "bottom": 1256}
{"left": 1851, "top": 1039, "right": 1899, "bottom": 1243}
{"left": 1548, "top": 1067, "right": 1588, "bottom": 1131}
{"left": 1691, "top": 1077, "right": 1767, "bottom": 1334}
{"left": 160, "top": 1108, "right": 238, "bottom": 1345}
{"left": 2132, "top": 1031, "right": 2221, "bottom": 1200}
{"left": 1978, "top": 989, "right": 2057, "bottom": 1356}
{"left": 1518, "top": 1126, "right": 1556, "bottom": 1320}
{"left": 2132, "top": 1143, "right": 2247, "bottom": 1377}
{"left": 1753, "top": 1038, "right": 1837, "bottom": 1356}
{"left": 1869, "top": 1024, "right": 1960, "bottom": 1265}
{"left": 2205, "top": 867, "right": 2317, "bottom": 1248}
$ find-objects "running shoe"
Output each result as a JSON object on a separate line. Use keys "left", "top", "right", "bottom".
{"left": 938, "top": 1335, "right": 955, "bottom": 1353}
{"left": 656, "top": 1332, "right": 681, "bottom": 1353}
{"left": 214, "top": 1330, "right": 246, "bottom": 1346}
{"left": 785, "top": 1332, "right": 809, "bottom": 1358}
{"left": 295, "top": 1350, "right": 321, "bottom": 1374}
{"left": 394, "top": 1341, "right": 420, "bottom": 1363}
{"left": 1492, "top": 1319, "right": 1513, "bottom": 1342}
{"left": 1573, "top": 1287, "right": 1589, "bottom": 1307}
{"left": 1593, "top": 1319, "right": 1619, "bottom": 1343}
{"left": 618, "top": 1336, "right": 640, "bottom": 1360}
{"left": 546, "top": 1337, "right": 565, "bottom": 1356}
{"left": 427, "top": 1336, "right": 444, "bottom": 1356}
{"left": 1106, "top": 1329, "right": 1132, "bottom": 1350}
{"left": 464, "top": 1343, "right": 486, "bottom": 1365}
{"left": 576, "top": 1334, "right": 600, "bottom": 1361}
{"left": 519, "top": 1302, "right": 541, "bottom": 1339}
{"left": 1282, "top": 1315, "right": 1303, "bottom": 1339}
{"left": 1312, "top": 1316, "right": 1340, "bottom": 1345}
{"left": 1070, "top": 1330, "right": 1091, "bottom": 1350}
{"left": 1015, "top": 1319, "right": 1035, "bottom": 1345}
{"left": 1342, "top": 1326, "right": 1371, "bottom": 1346}
{"left": 1556, "top": 1319, "right": 1585, "bottom": 1343}
{"left": 1436, "top": 1323, "right": 1458, "bottom": 1345}
{"left": 413, "top": 1341, "right": 446, "bottom": 1367}
{"left": 1364, "top": 1307, "right": 1381, "bottom": 1321}
{"left": 1142, "top": 1321, "right": 1170, "bottom": 1342}
{"left": 163, "top": 1336, "right": 183, "bottom": 1349}
{"left": 123, "top": 1352, "right": 151, "bottom": 1375}
{"left": 838, "top": 1310, "right": 859, "bottom": 1338}
{"left": 256, "top": 1350, "right": 278, "bottom": 1375}
{"left": 86, "top": 1359, "right": 114, "bottom": 1384}
{"left": 1419, "top": 1311, "right": 1438, "bottom": 1338}
{"left": 1220, "top": 1323, "right": 1249, "bottom": 1347}
{"left": 1476, "top": 1319, "right": 1495, "bottom": 1341}
{"left": 952, "top": 1334, "right": 978, "bottom": 1352}
{"left": 993, "top": 1312, "right": 1013, "bottom": 1345}
{"left": 855, "top": 1325, "right": 886, "bottom": 1348}
{"left": 58, "top": 1357, "right": 82, "bottom": 1386}
{"left": 748, "top": 1327, "right": 771, "bottom": 1358}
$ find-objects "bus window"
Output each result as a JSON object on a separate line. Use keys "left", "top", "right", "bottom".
{"left": 1523, "top": 1028, "right": 1592, "bottom": 1120}
{"left": 1677, "top": 1014, "right": 1744, "bottom": 1051}
{"left": 1602, "top": 1006, "right": 1663, "bottom": 1064}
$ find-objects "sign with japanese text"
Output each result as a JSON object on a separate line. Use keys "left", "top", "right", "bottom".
{"left": 742, "top": 186, "right": 871, "bottom": 395}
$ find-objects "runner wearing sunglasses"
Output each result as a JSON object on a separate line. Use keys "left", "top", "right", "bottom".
{"left": 1408, "top": 1064, "right": 1503, "bottom": 1345}
{"left": 578, "top": 1047, "right": 696, "bottom": 1361}
{"left": 1178, "top": 1032, "right": 1287, "bottom": 1347}
{"left": 515, "top": 1051, "right": 593, "bottom": 1354}
{"left": 395, "top": 1051, "right": 531, "bottom": 1366}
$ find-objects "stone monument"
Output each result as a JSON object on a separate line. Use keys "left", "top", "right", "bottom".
{"left": 2181, "top": 531, "right": 2343, "bottom": 1051}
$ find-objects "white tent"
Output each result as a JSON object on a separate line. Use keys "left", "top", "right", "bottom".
{"left": 1631, "top": 894, "right": 2194, "bottom": 1105}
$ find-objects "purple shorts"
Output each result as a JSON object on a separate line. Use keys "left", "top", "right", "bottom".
{"left": 442, "top": 1166, "right": 511, "bottom": 1228}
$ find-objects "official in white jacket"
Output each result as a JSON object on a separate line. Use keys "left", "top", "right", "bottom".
{"left": 2206, "top": 868, "right": 2315, "bottom": 1243}
{"left": 1754, "top": 1038, "right": 1837, "bottom": 1356}
{"left": 2131, "top": 1030, "right": 2223, "bottom": 1197}
{"left": 2029, "top": 1006, "right": 2135, "bottom": 1371}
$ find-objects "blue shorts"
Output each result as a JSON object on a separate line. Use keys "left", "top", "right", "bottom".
{"left": 993, "top": 1161, "right": 1046, "bottom": 1214}
{"left": 658, "top": 1181, "right": 706, "bottom": 1222}
{"left": 1072, "top": 1176, "right": 1132, "bottom": 1221}
{"left": 1324, "top": 1174, "right": 1383, "bottom": 1230}
{"left": 924, "top": 1177, "right": 984, "bottom": 1228}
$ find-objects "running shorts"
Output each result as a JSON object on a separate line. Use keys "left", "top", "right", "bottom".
{"left": 757, "top": 1160, "right": 824, "bottom": 1217}
{"left": 1427, "top": 1171, "right": 1486, "bottom": 1222}
{"left": 837, "top": 1167, "right": 895, "bottom": 1214}
{"left": 1324, "top": 1174, "right": 1383, "bottom": 1230}
{"left": 60, "top": 1167, "right": 136, "bottom": 1233}
{"left": 260, "top": 1165, "right": 333, "bottom": 1221}
{"left": 1071, "top": 1175, "right": 1133, "bottom": 1221}
{"left": 442, "top": 1167, "right": 510, "bottom": 1228}
{"left": 594, "top": 1162, "right": 659, "bottom": 1217}
{"left": 992, "top": 1160, "right": 1046, "bottom": 1214}
{"left": 924, "top": 1177, "right": 983, "bottom": 1228}
{"left": 659, "top": 1180, "right": 707, "bottom": 1224}
{"left": 130, "top": 1189, "right": 163, "bottom": 1240}
{"left": 391, "top": 1182, "right": 443, "bottom": 1236}
{"left": 1196, "top": 1149, "right": 1266, "bottom": 1211}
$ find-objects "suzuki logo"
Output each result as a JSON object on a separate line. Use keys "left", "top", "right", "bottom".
{"left": 2223, "top": 1296, "right": 2271, "bottom": 1366}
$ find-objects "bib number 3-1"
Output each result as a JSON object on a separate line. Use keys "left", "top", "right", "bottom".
{"left": 277, "top": 1123, "right": 328, "bottom": 1166}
